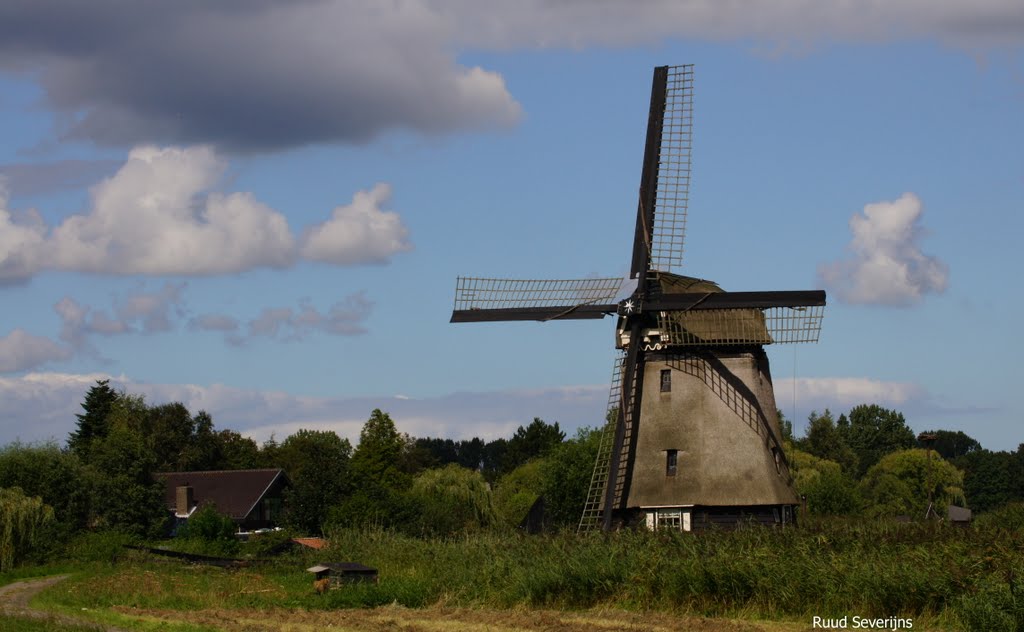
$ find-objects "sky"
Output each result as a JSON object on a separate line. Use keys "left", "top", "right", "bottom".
{"left": 0, "top": 1, "right": 1021, "bottom": 452}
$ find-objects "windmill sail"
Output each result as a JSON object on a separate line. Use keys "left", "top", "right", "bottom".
{"left": 649, "top": 65, "right": 694, "bottom": 274}
{"left": 451, "top": 276, "right": 623, "bottom": 322}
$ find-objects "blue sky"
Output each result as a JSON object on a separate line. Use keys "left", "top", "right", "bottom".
{"left": 0, "top": 2, "right": 1021, "bottom": 450}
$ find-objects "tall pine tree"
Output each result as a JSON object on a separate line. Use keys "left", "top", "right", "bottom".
{"left": 67, "top": 379, "right": 118, "bottom": 457}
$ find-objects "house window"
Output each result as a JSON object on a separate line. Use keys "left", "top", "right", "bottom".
{"left": 655, "top": 509, "right": 682, "bottom": 531}
{"left": 660, "top": 369, "right": 671, "bottom": 392}
{"left": 666, "top": 449, "right": 678, "bottom": 476}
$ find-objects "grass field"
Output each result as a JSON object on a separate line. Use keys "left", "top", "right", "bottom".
{"left": 3, "top": 518, "right": 1022, "bottom": 631}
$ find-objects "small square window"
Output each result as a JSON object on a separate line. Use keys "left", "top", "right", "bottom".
{"left": 666, "top": 449, "right": 678, "bottom": 476}
{"left": 660, "top": 369, "right": 671, "bottom": 392}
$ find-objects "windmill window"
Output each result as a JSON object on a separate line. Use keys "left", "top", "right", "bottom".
{"left": 666, "top": 449, "right": 678, "bottom": 476}
{"left": 660, "top": 369, "right": 671, "bottom": 392}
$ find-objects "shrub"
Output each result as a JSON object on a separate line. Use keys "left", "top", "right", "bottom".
{"left": 178, "top": 503, "right": 237, "bottom": 542}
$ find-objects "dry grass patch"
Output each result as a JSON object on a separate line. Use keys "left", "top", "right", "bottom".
{"left": 109, "top": 605, "right": 804, "bottom": 632}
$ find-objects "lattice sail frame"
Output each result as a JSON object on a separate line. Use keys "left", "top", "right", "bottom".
{"left": 649, "top": 65, "right": 694, "bottom": 274}
{"left": 654, "top": 304, "right": 824, "bottom": 347}
{"left": 454, "top": 277, "right": 623, "bottom": 311}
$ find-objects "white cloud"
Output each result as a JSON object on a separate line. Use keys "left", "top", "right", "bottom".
{"left": 0, "top": 196, "right": 46, "bottom": 284}
{"left": 301, "top": 184, "right": 412, "bottom": 265}
{"left": 49, "top": 146, "right": 295, "bottom": 276}
{"left": 818, "top": 193, "right": 949, "bottom": 306}
{"left": 776, "top": 377, "right": 928, "bottom": 413}
{"left": 0, "top": 146, "right": 413, "bottom": 281}
{"left": 0, "top": 372, "right": 609, "bottom": 447}
{"left": 0, "top": 330, "right": 72, "bottom": 373}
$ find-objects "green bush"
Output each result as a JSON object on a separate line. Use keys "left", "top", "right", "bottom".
{"left": 176, "top": 503, "right": 238, "bottom": 556}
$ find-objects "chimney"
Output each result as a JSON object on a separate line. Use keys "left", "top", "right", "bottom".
{"left": 176, "top": 485, "right": 194, "bottom": 515}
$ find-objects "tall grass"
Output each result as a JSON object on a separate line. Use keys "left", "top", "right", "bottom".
{"left": 26, "top": 518, "right": 1024, "bottom": 631}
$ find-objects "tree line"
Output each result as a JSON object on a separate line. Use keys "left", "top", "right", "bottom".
{"left": 0, "top": 380, "right": 595, "bottom": 558}
{"left": 783, "top": 404, "right": 1024, "bottom": 518}
{"left": 1, "top": 380, "right": 1021, "bottom": 570}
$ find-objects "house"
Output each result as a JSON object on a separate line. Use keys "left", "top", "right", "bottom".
{"left": 158, "top": 468, "right": 289, "bottom": 532}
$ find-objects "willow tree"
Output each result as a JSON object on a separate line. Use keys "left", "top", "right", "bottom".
{"left": 0, "top": 487, "right": 54, "bottom": 571}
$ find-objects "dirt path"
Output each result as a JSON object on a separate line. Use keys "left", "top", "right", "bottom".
{"left": 0, "top": 575, "right": 127, "bottom": 631}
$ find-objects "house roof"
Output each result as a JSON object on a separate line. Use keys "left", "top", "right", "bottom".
{"left": 293, "top": 537, "right": 328, "bottom": 550}
{"left": 157, "top": 469, "right": 286, "bottom": 520}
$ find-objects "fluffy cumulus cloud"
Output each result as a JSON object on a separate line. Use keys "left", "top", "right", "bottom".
{"left": 0, "top": 146, "right": 412, "bottom": 282}
{"left": 1, "top": 2, "right": 1018, "bottom": 152}
{"left": 818, "top": 193, "right": 949, "bottom": 306}
{"left": 301, "top": 184, "right": 412, "bottom": 265}
{"left": 0, "top": 372, "right": 608, "bottom": 447}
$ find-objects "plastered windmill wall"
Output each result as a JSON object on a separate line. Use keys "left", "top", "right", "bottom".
{"left": 451, "top": 65, "right": 825, "bottom": 533}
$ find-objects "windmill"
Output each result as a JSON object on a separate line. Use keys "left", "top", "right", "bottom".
{"left": 450, "top": 65, "right": 825, "bottom": 533}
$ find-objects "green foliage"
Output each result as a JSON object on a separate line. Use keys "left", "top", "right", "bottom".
{"left": 212, "top": 429, "right": 261, "bottom": 470}
{"left": 408, "top": 464, "right": 496, "bottom": 536}
{"left": 539, "top": 426, "right": 601, "bottom": 528}
{"left": 84, "top": 403, "right": 167, "bottom": 537}
{"left": 16, "top": 519, "right": 1024, "bottom": 629}
{"left": 273, "top": 429, "right": 352, "bottom": 535}
{"left": 493, "top": 460, "right": 545, "bottom": 529}
{"left": 956, "top": 449, "right": 1014, "bottom": 513}
{"left": 841, "top": 404, "right": 916, "bottom": 476}
{"left": 0, "top": 442, "right": 89, "bottom": 539}
{"left": 350, "top": 409, "right": 408, "bottom": 492}
{"left": 789, "top": 448, "right": 861, "bottom": 515}
{"left": 0, "top": 487, "right": 54, "bottom": 571}
{"left": 974, "top": 502, "right": 1024, "bottom": 531}
{"left": 798, "top": 409, "right": 858, "bottom": 474}
{"left": 62, "top": 529, "right": 137, "bottom": 563}
{"left": 241, "top": 527, "right": 293, "bottom": 558}
{"left": 178, "top": 503, "right": 237, "bottom": 542}
{"left": 925, "top": 429, "right": 982, "bottom": 460}
{"left": 67, "top": 379, "right": 118, "bottom": 458}
{"left": 504, "top": 418, "right": 565, "bottom": 475}
{"left": 859, "top": 449, "right": 965, "bottom": 518}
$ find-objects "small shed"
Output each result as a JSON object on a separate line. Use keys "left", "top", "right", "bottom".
{"left": 306, "top": 562, "right": 378, "bottom": 586}
{"left": 948, "top": 505, "right": 973, "bottom": 526}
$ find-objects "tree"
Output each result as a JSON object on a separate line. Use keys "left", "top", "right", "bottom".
{"left": 212, "top": 430, "right": 261, "bottom": 470}
{"left": 798, "top": 409, "right": 858, "bottom": 474}
{"left": 85, "top": 395, "right": 167, "bottom": 536}
{"left": 955, "top": 449, "right": 1013, "bottom": 513}
{"left": 480, "top": 438, "right": 509, "bottom": 483}
{"left": 788, "top": 448, "right": 860, "bottom": 515}
{"left": 493, "top": 460, "right": 545, "bottom": 529}
{"left": 840, "top": 404, "right": 916, "bottom": 476}
{"left": 925, "top": 429, "right": 982, "bottom": 461}
{"left": 504, "top": 418, "right": 565, "bottom": 474}
{"left": 273, "top": 429, "right": 352, "bottom": 534}
{"left": 0, "top": 488, "right": 54, "bottom": 571}
{"left": 408, "top": 464, "right": 496, "bottom": 536}
{"left": 67, "top": 379, "right": 118, "bottom": 457}
{"left": 539, "top": 426, "right": 600, "bottom": 528}
{"left": 0, "top": 442, "right": 90, "bottom": 538}
{"left": 778, "top": 408, "right": 795, "bottom": 444}
{"left": 350, "top": 409, "right": 409, "bottom": 493}
{"left": 858, "top": 449, "right": 965, "bottom": 518}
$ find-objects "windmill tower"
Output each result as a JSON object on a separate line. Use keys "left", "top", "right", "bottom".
{"left": 451, "top": 65, "right": 825, "bottom": 533}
